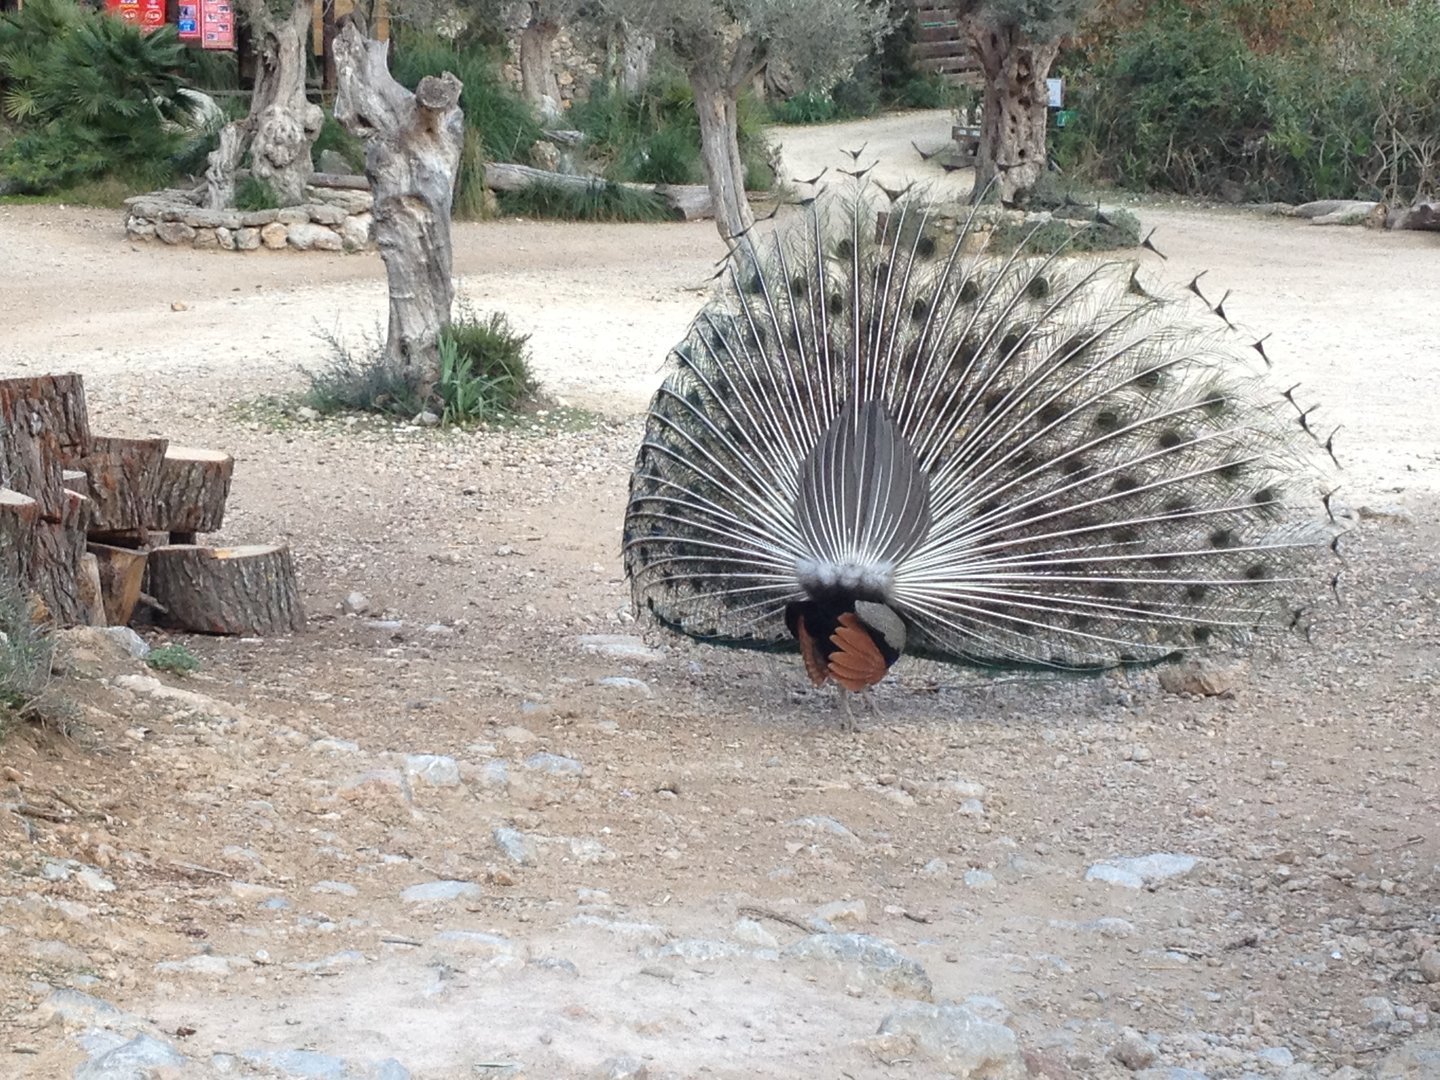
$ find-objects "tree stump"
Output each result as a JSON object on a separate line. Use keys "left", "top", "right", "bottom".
{"left": 334, "top": 22, "right": 465, "bottom": 403}
{"left": 0, "top": 488, "right": 39, "bottom": 593}
{"left": 88, "top": 543, "right": 149, "bottom": 626}
{"left": 151, "top": 447, "right": 234, "bottom": 537}
{"left": 79, "top": 436, "right": 169, "bottom": 539}
{"left": 146, "top": 544, "right": 305, "bottom": 635}
{"left": 76, "top": 553, "right": 106, "bottom": 627}
{"left": 29, "top": 490, "right": 93, "bottom": 626}
{"left": 0, "top": 374, "right": 92, "bottom": 520}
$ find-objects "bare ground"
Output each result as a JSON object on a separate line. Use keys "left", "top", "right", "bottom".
{"left": 2, "top": 120, "right": 1439, "bottom": 1079}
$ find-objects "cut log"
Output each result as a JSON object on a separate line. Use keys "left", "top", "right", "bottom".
{"left": 29, "top": 490, "right": 93, "bottom": 627}
{"left": 0, "top": 488, "right": 40, "bottom": 593}
{"left": 62, "top": 469, "right": 89, "bottom": 497}
{"left": 88, "top": 543, "right": 149, "bottom": 626}
{"left": 0, "top": 374, "right": 92, "bottom": 520}
{"left": 145, "top": 543, "right": 305, "bottom": 635}
{"left": 79, "top": 436, "right": 169, "bottom": 535}
{"left": 77, "top": 552, "right": 106, "bottom": 627}
{"left": 151, "top": 446, "right": 234, "bottom": 536}
{"left": 483, "top": 162, "right": 716, "bottom": 222}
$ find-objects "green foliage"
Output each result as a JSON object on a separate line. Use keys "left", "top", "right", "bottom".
{"left": 495, "top": 178, "right": 670, "bottom": 222}
{"left": 146, "top": 643, "right": 200, "bottom": 676}
{"left": 234, "top": 175, "right": 282, "bottom": 211}
{"left": 571, "top": 73, "right": 775, "bottom": 191}
{"left": 0, "top": 0, "right": 195, "bottom": 193}
{"left": 312, "top": 112, "right": 366, "bottom": 174}
{"left": 303, "top": 311, "right": 536, "bottom": 424}
{"left": 0, "top": 573, "right": 50, "bottom": 726}
{"left": 989, "top": 207, "right": 1141, "bottom": 256}
{"left": 1059, "top": 0, "right": 1440, "bottom": 203}
{"left": 390, "top": 31, "right": 543, "bottom": 219}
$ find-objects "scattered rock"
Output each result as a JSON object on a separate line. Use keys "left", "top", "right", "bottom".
{"left": 1112, "top": 1031, "right": 1157, "bottom": 1070}
{"left": 341, "top": 591, "right": 370, "bottom": 615}
{"left": 813, "top": 899, "right": 868, "bottom": 928}
{"left": 569, "top": 914, "right": 669, "bottom": 946}
{"left": 963, "top": 869, "right": 996, "bottom": 890}
{"left": 404, "top": 754, "right": 461, "bottom": 787}
{"left": 493, "top": 826, "right": 538, "bottom": 866}
{"left": 732, "top": 918, "right": 779, "bottom": 949}
{"left": 1375, "top": 1031, "right": 1440, "bottom": 1077}
{"left": 1085, "top": 854, "right": 1200, "bottom": 889}
{"left": 576, "top": 633, "right": 663, "bottom": 662}
{"left": 155, "top": 221, "right": 196, "bottom": 246}
{"left": 1158, "top": 660, "right": 1243, "bottom": 697}
{"left": 75, "top": 1033, "right": 188, "bottom": 1079}
{"left": 36, "top": 988, "right": 143, "bottom": 1032}
{"left": 787, "top": 815, "right": 861, "bottom": 846}
{"left": 1418, "top": 948, "right": 1440, "bottom": 983}
{"left": 260, "top": 221, "right": 289, "bottom": 249}
{"left": 593, "top": 1056, "right": 648, "bottom": 1079}
{"left": 295, "top": 405, "right": 320, "bottom": 422}
{"left": 596, "top": 676, "right": 651, "bottom": 695}
{"left": 312, "top": 880, "right": 358, "bottom": 897}
{"left": 872, "top": 1002, "right": 1023, "bottom": 1078}
{"left": 400, "top": 880, "right": 482, "bottom": 904}
{"left": 782, "top": 933, "right": 932, "bottom": 1000}
{"left": 153, "top": 954, "right": 242, "bottom": 977}
{"left": 523, "top": 751, "right": 583, "bottom": 776}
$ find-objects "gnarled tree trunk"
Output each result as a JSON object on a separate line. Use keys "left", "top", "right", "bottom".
{"left": 248, "top": 0, "right": 326, "bottom": 205}
{"left": 691, "top": 73, "right": 754, "bottom": 242}
{"left": 968, "top": 22, "right": 1058, "bottom": 205}
{"left": 519, "top": 2, "right": 563, "bottom": 122}
{"left": 610, "top": 19, "right": 654, "bottom": 96}
{"left": 334, "top": 22, "right": 465, "bottom": 403}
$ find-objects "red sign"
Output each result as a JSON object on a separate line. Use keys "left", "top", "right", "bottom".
{"left": 200, "top": 0, "right": 236, "bottom": 50}
{"left": 176, "top": 1, "right": 200, "bottom": 40}
{"left": 105, "top": 0, "right": 166, "bottom": 33}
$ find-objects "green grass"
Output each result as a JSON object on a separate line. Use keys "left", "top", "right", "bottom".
{"left": 234, "top": 175, "right": 282, "bottom": 211}
{"left": 0, "top": 572, "right": 51, "bottom": 735}
{"left": 495, "top": 179, "right": 670, "bottom": 223}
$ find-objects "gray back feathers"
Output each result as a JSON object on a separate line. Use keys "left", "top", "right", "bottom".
{"left": 623, "top": 192, "right": 1336, "bottom": 669}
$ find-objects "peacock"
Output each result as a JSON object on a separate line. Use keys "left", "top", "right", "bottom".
{"left": 622, "top": 185, "right": 1339, "bottom": 710}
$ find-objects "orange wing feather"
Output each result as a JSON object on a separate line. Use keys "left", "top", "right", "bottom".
{"left": 795, "top": 615, "right": 830, "bottom": 687}
{"left": 827, "top": 613, "right": 888, "bottom": 692}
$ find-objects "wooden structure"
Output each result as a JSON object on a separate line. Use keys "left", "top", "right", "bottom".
{"left": 0, "top": 374, "right": 304, "bottom": 636}
{"left": 910, "top": 4, "right": 980, "bottom": 85}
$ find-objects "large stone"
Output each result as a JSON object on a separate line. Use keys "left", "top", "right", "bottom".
{"left": 1393, "top": 202, "right": 1440, "bottom": 231}
{"left": 872, "top": 1003, "right": 1024, "bottom": 1078}
{"left": 181, "top": 207, "right": 243, "bottom": 229}
{"left": 1158, "top": 660, "right": 1244, "bottom": 697}
{"left": 192, "top": 228, "right": 218, "bottom": 249}
{"left": 276, "top": 207, "right": 311, "bottom": 225}
{"left": 126, "top": 221, "right": 155, "bottom": 241}
{"left": 306, "top": 202, "right": 346, "bottom": 226}
{"left": 781, "top": 933, "right": 932, "bottom": 1000}
{"left": 260, "top": 222, "right": 289, "bottom": 249}
{"left": 214, "top": 226, "right": 235, "bottom": 250}
{"left": 287, "top": 222, "right": 343, "bottom": 251}
{"left": 340, "top": 213, "right": 372, "bottom": 250}
{"left": 240, "top": 208, "right": 280, "bottom": 227}
{"left": 155, "top": 221, "right": 196, "bottom": 245}
{"left": 312, "top": 187, "right": 374, "bottom": 215}
{"left": 74, "top": 1034, "right": 188, "bottom": 1079}
{"left": 1376, "top": 1032, "right": 1440, "bottom": 1077}
{"left": 1085, "top": 853, "right": 1200, "bottom": 889}
{"left": 234, "top": 227, "right": 261, "bottom": 251}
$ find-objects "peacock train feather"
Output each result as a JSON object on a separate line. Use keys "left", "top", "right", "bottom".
{"left": 623, "top": 189, "right": 1339, "bottom": 678}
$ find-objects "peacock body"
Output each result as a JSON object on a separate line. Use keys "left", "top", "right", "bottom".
{"left": 623, "top": 190, "right": 1336, "bottom": 694}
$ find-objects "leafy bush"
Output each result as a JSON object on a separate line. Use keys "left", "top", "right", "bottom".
{"left": 234, "top": 175, "right": 281, "bottom": 211}
{"left": 146, "top": 643, "right": 200, "bottom": 675}
{"left": 312, "top": 112, "right": 366, "bottom": 174}
{"left": 1058, "top": 0, "right": 1440, "bottom": 203}
{"left": 571, "top": 73, "right": 776, "bottom": 192}
{"left": 495, "top": 178, "right": 670, "bottom": 222}
{"left": 0, "top": 0, "right": 194, "bottom": 193}
{"left": 303, "top": 310, "right": 536, "bottom": 424}
{"left": 390, "top": 32, "right": 542, "bottom": 219}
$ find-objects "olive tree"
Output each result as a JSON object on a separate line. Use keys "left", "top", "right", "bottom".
{"left": 952, "top": 0, "right": 1092, "bottom": 204}
{"left": 602, "top": 0, "right": 889, "bottom": 240}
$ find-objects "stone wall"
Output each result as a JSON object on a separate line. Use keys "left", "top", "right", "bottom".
{"left": 123, "top": 186, "right": 375, "bottom": 253}
{"left": 500, "top": 24, "right": 605, "bottom": 111}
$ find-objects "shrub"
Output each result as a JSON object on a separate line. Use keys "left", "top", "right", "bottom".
{"left": 302, "top": 310, "right": 536, "bottom": 424}
{"left": 0, "top": 573, "right": 50, "bottom": 729}
{"left": 146, "top": 643, "right": 200, "bottom": 675}
{"left": 0, "top": 0, "right": 194, "bottom": 193}
{"left": 312, "top": 112, "right": 366, "bottom": 174}
{"left": 234, "top": 175, "right": 281, "bottom": 211}
{"left": 495, "top": 178, "right": 670, "bottom": 222}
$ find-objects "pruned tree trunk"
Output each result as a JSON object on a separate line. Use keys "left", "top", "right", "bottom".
{"left": 611, "top": 19, "right": 654, "bottom": 96}
{"left": 29, "top": 490, "right": 92, "bottom": 627}
{"left": 968, "top": 23, "right": 1058, "bottom": 205}
{"left": 146, "top": 544, "right": 305, "bottom": 635}
{"left": 248, "top": 0, "right": 325, "bottom": 205}
{"left": 334, "top": 22, "right": 465, "bottom": 404}
{"left": 691, "top": 74, "right": 754, "bottom": 242}
{"left": 0, "top": 374, "right": 92, "bottom": 521}
{"left": 204, "top": 123, "right": 246, "bottom": 212}
{"left": 0, "top": 489, "right": 39, "bottom": 595}
{"left": 519, "top": 3, "right": 563, "bottom": 122}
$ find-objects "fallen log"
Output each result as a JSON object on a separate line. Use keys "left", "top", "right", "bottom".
{"left": 88, "top": 543, "right": 149, "bottom": 626}
{"left": 79, "top": 436, "right": 169, "bottom": 538}
{"left": 483, "top": 162, "right": 716, "bottom": 221}
{"left": 146, "top": 543, "right": 305, "bottom": 635}
{"left": 151, "top": 446, "right": 234, "bottom": 538}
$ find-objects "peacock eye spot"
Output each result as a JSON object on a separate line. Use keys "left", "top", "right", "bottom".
{"left": 1186, "top": 584, "right": 1209, "bottom": 601}
{"left": 959, "top": 279, "right": 981, "bottom": 303}
{"left": 1157, "top": 428, "right": 1185, "bottom": 449}
{"left": 1245, "top": 563, "right": 1269, "bottom": 580}
{"left": 915, "top": 235, "right": 937, "bottom": 259}
{"left": 911, "top": 298, "right": 929, "bottom": 323}
{"left": 1095, "top": 409, "right": 1121, "bottom": 432}
{"left": 1026, "top": 275, "right": 1050, "bottom": 300}
{"left": 1192, "top": 625, "right": 1213, "bottom": 644}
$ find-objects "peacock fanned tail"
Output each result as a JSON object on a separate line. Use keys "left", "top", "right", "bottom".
{"left": 623, "top": 190, "right": 1338, "bottom": 672}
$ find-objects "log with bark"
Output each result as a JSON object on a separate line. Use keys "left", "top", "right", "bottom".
{"left": 0, "top": 488, "right": 39, "bottom": 594}
{"left": 482, "top": 162, "right": 715, "bottom": 221}
{"left": 151, "top": 447, "right": 234, "bottom": 540}
{"left": 79, "top": 436, "right": 168, "bottom": 539}
{"left": 334, "top": 22, "right": 466, "bottom": 404}
{"left": 146, "top": 544, "right": 305, "bottom": 636}
{"left": 28, "top": 489, "right": 93, "bottom": 627}
{"left": 0, "top": 374, "right": 92, "bottom": 520}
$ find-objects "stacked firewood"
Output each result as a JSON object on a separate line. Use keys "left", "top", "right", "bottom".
{"left": 0, "top": 374, "right": 304, "bottom": 636}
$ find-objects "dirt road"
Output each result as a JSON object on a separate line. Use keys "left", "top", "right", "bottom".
{"left": 1, "top": 117, "right": 1438, "bottom": 1079}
